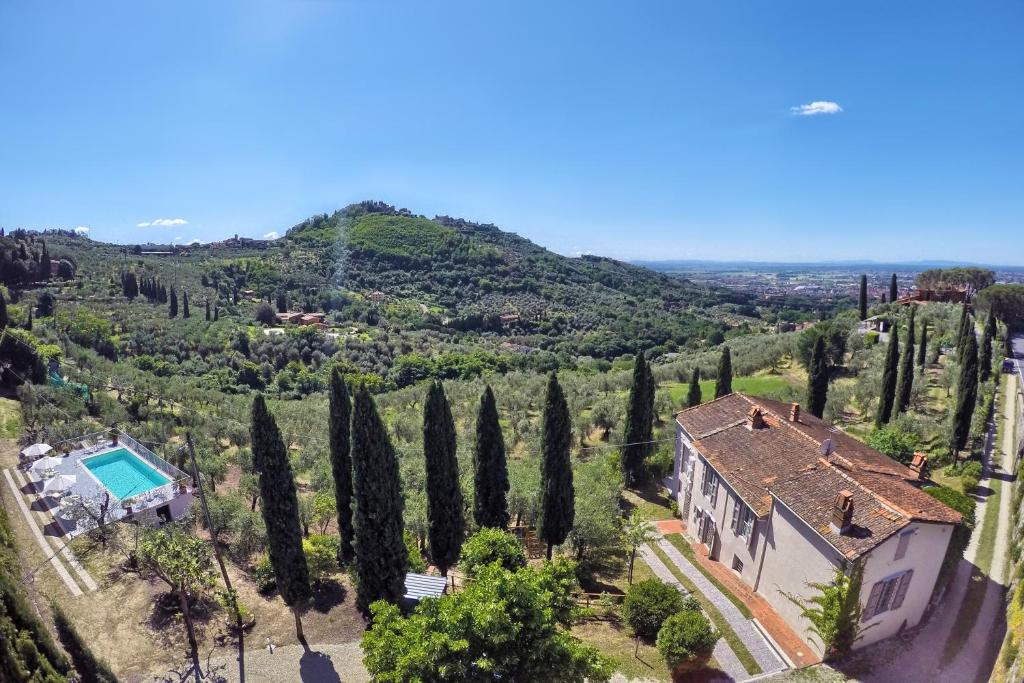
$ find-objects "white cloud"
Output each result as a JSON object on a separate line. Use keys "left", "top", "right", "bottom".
{"left": 791, "top": 101, "right": 843, "bottom": 116}
{"left": 137, "top": 218, "right": 189, "bottom": 227}
{"left": 188, "top": 238, "right": 201, "bottom": 245}
{"left": 73, "top": 226, "right": 90, "bottom": 235}
{"left": 173, "top": 236, "right": 183, "bottom": 243}
{"left": 263, "top": 231, "right": 280, "bottom": 240}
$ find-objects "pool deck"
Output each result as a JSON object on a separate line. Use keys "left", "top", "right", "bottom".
{"left": 21, "top": 442, "right": 189, "bottom": 539}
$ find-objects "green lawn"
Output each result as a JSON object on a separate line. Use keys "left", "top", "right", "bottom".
{"left": 0, "top": 398, "right": 21, "bottom": 438}
{"left": 649, "top": 542, "right": 762, "bottom": 676}
{"left": 663, "top": 374, "right": 796, "bottom": 406}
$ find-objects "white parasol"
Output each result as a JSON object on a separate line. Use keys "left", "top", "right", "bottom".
{"left": 21, "top": 443, "right": 53, "bottom": 459}
{"left": 30, "top": 455, "right": 63, "bottom": 474}
{"left": 43, "top": 474, "right": 77, "bottom": 496}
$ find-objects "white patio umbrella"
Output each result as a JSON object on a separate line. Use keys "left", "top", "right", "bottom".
{"left": 30, "top": 455, "right": 63, "bottom": 474}
{"left": 42, "top": 474, "right": 76, "bottom": 496}
{"left": 21, "top": 443, "right": 52, "bottom": 459}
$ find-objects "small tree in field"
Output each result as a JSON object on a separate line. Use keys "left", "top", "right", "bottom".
{"left": 621, "top": 512, "right": 654, "bottom": 585}
{"left": 459, "top": 527, "right": 527, "bottom": 577}
{"left": 687, "top": 368, "right": 702, "bottom": 407}
{"left": 715, "top": 347, "right": 732, "bottom": 398}
{"left": 139, "top": 524, "right": 215, "bottom": 676}
{"left": 623, "top": 578, "right": 687, "bottom": 639}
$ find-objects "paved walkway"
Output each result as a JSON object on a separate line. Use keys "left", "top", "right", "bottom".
{"left": 656, "top": 538, "right": 786, "bottom": 676}
{"left": 208, "top": 641, "right": 369, "bottom": 683}
{"left": 638, "top": 544, "right": 747, "bottom": 681}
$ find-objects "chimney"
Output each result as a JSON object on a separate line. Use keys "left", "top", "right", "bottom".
{"left": 909, "top": 453, "right": 929, "bottom": 480}
{"left": 747, "top": 406, "right": 766, "bottom": 430}
{"left": 831, "top": 490, "right": 854, "bottom": 533}
{"left": 789, "top": 403, "right": 801, "bottom": 423}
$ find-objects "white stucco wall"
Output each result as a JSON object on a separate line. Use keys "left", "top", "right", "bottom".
{"left": 756, "top": 501, "right": 844, "bottom": 658}
{"left": 857, "top": 522, "right": 953, "bottom": 648}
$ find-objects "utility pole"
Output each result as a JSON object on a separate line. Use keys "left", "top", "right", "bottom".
{"left": 185, "top": 432, "right": 245, "bottom": 683}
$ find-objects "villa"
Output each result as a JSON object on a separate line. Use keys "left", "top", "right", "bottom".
{"left": 666, "top": 393, "right": 961, "bottom": 657}
{"left": 25, "top": 429, "right": 193, "bottom": 538}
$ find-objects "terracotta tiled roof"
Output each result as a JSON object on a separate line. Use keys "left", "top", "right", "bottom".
{"left": 675, "top": 393, "right": 961, "bottom": 558}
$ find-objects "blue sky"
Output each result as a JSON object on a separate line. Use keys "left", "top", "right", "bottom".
{"left": 1, "top": 1, "right": 1022, "bottom": 262}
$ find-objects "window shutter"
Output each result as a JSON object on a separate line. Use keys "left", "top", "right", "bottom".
{"left": 710, "top": 475, "right": 719, "bottom": 507}
{"left": 863, "top": 581, "right": 884, "bottom": 621}
{"left": 731, "top": 501, "right": 741, "bottom": 533}
{"left": 891, "top": 570, "right": 913, "bottom": 610}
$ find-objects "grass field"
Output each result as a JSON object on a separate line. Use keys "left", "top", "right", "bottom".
{"left": 0, "top": 398, "right": 21, "bottom": 438}
{"left": 663, "top": 373, "right": 800, "bottom": 407}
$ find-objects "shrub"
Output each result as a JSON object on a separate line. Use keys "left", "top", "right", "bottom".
{"left": 867, "top": 425, "right": 919, "bottom": 465}
{"left": 252, "top": 554, "right": 276, "bottom": 593}
{"left": 623, "top": 579, "right": 686, "bottom": 639}
{"left": 405, "top": 531, "right": 427, "bottom": 573}
{"left": 304, "top": 535, "right": 339, "bottom": 583}
{"left": 656, "top": 609, "right": 719, "bottom": 669}
{"left": 958, "top": 460, "right": 983, "bottom": 494}
{"left": 459, "top": 528, "right": 527, "bottom": 577}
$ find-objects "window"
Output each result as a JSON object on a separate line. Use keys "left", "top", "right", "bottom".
{"left": 701, "top": 464, "right": 719, "bottom": 507}
{"left": 694, "top": 509, "right": 715, "bottom": 547}
{"left": 894, "top": 529, "right": 914, "bottom": 561}
{"left": 730, "top": 499, "right": 756, "bottom": 542}
{"left": 732, "top": 555, "right": 744, "bottom": 573}
{"left": 863, "top": 570, "right": 914, "bottom": 621}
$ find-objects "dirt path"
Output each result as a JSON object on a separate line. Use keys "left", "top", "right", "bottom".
{"left": 838, "top": 372, "right": 1018, "bottom": 683}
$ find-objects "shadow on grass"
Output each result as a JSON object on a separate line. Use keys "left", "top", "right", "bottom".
{"left": 310, "top": 579, "right": 347, "bottom": 613}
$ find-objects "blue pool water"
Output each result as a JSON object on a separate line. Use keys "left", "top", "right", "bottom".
{"left": 83, "top": 448, "right": 171, "bottom": 500}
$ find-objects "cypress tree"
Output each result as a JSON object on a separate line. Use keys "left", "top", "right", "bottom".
{"left": 715, "top": 347, "right": 733, "bottom": 398}
{"left": 169, "top": 287, "right": 178, "bottom": 318}
{"left": 473, "top": 385, "right": 509, "bottom": 529}
{"left": 538, "top": 373, "right": 574, "bottom": 560}
{"left": 806, "top": 335, "right": 829, "bottom": 418}
{"left": 621, "top": 353, "right": 654, "bottom": 486}
{"left": 182, "top": 291, "right": 190, "bottom": 318}
{"left": 980, "top": 313, "right": 995, "bottom": 382}
{"left": 917, "top": 323, "right": 928, "bottom": 370}
{"left": 328, "top": 369, "right": 355, "bottom": 565}
{"left": 875, "top": 327, "right": 900, "bottom": 426}
{"left": 0, "top": 290, "right": 7, "bottom": 328}
{"left": 423, "top": 381, "right": 465, "bottom": 575}
{"left": 40, "top": 241, "right": 51, "bottom": 280}
{"left": 686, "top": 368, "right": 702, "bottom": 408}
{"left": 277, "top": 292, "right": 288, "bottom": 313}
{"left": 250, "top": 394, "right": 311, "bottom": 642}
{"left": 214, "top": 306, "right": 219, "bottom": 321}
{"left": 951, "top": 332, "right": 979, "bottom": 455}
{"left": 26, "top": 309, "right": 32, "bottom": 331}
{"left": 859, "top": 274, "right": 868, "bottom": 320}
{"left": 881, "top": 293, "right": 887, "bottom": 304}
{"left": 956, "top": 304, "right": 971, "bottom": 356}
{"left": 205, "top": 299, "right": 211, "bottom": 322}
{"left": 896, "top": 307, "right": 916, "bottom": 414}
{"left": 351, "top": 385, "right": 407, "bottom": 613}
{"left": 889, "top": 273, "right": 898, "bottom": 303}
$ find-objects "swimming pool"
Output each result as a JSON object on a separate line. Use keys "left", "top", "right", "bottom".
{"left": 82, "top": 448, "right": 172, "bottom": 500}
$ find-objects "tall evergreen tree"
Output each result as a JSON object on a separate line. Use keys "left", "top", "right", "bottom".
{"left": 980, "top": 313, "right": 996, "bottom": 382}
{"left": 686, "top": 368, "right": 702, "bottom": 408}
{"left": 328, "top": 369, "right": 355, "bottom": 565}
{"left": 351, "top": 385, "right": 407, "bottom": 613}
{"left": 858, "top": 274, "right": 868, "bottom": 321}
{"left": 423, "top": 381, "right": 465, "bottom": 576}
{"left": 214, "top": 306, "right": 219, "bottom": 321}
{"left": 806, "top": 335, "right": 829, "bottom": 418}
{"left": 875, "top": 327, "right": 900, "bottom": 426}
{"left": 0, "top": 290, "right": 7, "bottom": 329}
{"left": 956, "top": 303, "right": 971, "bottom": 356}
{"left": 715, "top": 347, "right": 733, "bottom": 398}
{"left": 25, "top": 310, "right": 32, "bottom": 331}
{"left": 896, "top": 307, "right": 916, "bottom": 414}
{"left": 169, "top": 287, "right": 178, "bottom": 318}
{"left": 621, "top": 353, "right": 654, "bottom": 486}
{"left": 473, "top": 385, "right": 509, "bottom": 529}
{"left": 181, "top": 291, "right": 190, "bottom": 318}
{"left": 122, "top": 272, "right": 138, "bottom": 301}
{"left": 917, "top": 323, "right": 928, "bottom": 370}
{"left": 250, "top": 395, "right": 311, "bottom": 642}
{"left": 889, "top": 273, "right": 898, "bottom": 303}
{"left": 205, "top": 299, "right": 211, "bottom": 322}
{"left": 277, "top": 292, "right": 288, "bottom": 313}
{"left": 538, "top": 373, "right": 574, "bottom": 560}
{"left": 951, "top": 332, "right": 979, "bottom": 455}
{"left": 40, "top": 241, "right": 51, "bottom": 280}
